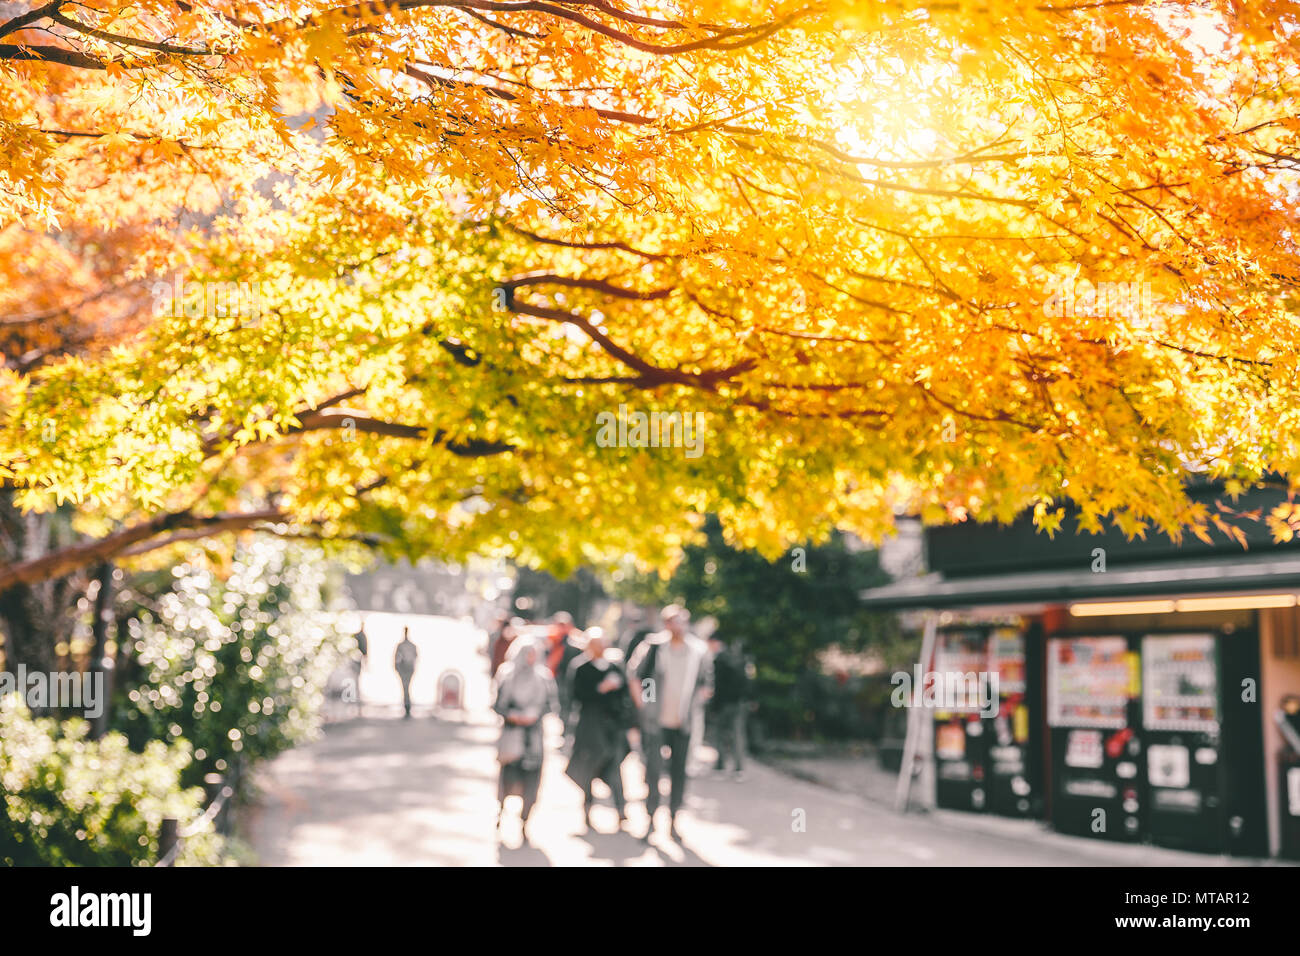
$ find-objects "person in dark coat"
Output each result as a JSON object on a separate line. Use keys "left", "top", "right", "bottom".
{"left": 564, "top": 628, "right": 634, "bottom": 833}
{"left": 707, "top": 634, "right": 750, "bottom": 778}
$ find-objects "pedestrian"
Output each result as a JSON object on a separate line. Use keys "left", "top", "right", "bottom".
{"left": 622, "top": 608, "right": 658, "bottom": 666}
{"left": 564, "top": 628, "right": 635, "bottom": 834}
{"left": 489, "top": 617, "right": 521, "bottom": 678}
{"left": 627, "top": 604, "right": 713, "bottom": 842}
{"left": 487, "top": 610, "right": 512, "bottom": 658}
{"left": 547, "top": 611, "right": 584, "bottom": 747}
{"left": 493, "top": 636, "right": 557, "bottom": 843}
{"left": 394, "top": 627, "right": 418, "bottom": 719}
{"left": 707, "top": 634, "right": 749, "bottom": 779}
{"left": 354, "top": 624, "right": 369, "bottom": 665}
{"left": 545, "top": 612, "right": 572, "bottom": 674}
{"left": 349, "top": 623, "right": 368, "bottom": 713}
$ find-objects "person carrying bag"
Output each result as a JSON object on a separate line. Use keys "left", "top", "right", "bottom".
{"left": 492, "top": 636, "right": 557, "bottom": 842}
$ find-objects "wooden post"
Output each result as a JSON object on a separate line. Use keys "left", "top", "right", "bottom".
{"left": 222, "top": 759, "right": 241, "bottom": 835}
{"left": 88, "top": 562, "right": 115, "bottom": 739}
{"left": 158, "top": 818, "right": 179, "bottom": 866}
{"left": 895, "top": 613, "right": 938, "bottom": 813}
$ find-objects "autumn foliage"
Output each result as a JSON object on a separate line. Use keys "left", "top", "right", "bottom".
{"left": 2, "top": 0, "right": 1300, "bottom": 589}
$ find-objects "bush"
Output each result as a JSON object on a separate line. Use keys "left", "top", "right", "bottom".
{"left": 0, "top": 697, "right": 221, "bottom": 866}
{"left": 115, "top": 537, "right": 353, "bottom": 788}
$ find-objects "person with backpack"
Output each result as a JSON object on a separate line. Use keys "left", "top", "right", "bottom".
{"left": 622, "top": 607, "right": 658, "bottom": 670}
{"left": 393, "top": 627, "right": 419, "bottom": 719}
{"left": 627, "top": 604, "right": 713, "bottom": 843}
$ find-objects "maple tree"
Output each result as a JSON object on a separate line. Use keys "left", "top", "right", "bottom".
{"left": 2, "top": 0, "right": 1300, "bottom": 655}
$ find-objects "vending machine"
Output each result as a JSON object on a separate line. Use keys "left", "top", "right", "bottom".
{"left": 986, "top": 627, "right": 1037, "bottom": 817}
{"left": 1141, "top": 632, "right": 1267, "bottom": 856}
{"left": 1047, "top": 635, "right": 1143, "bottom": 841}
{"left": 1277, "top": 695, "right": 1300, "bottom": 861}
{"left": 932, "top": 628, "right": 991, "bottom": 812}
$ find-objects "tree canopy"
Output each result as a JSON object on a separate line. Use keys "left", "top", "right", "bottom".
{"left": 3, "top": 0, "right": 1300, "bottom": 589}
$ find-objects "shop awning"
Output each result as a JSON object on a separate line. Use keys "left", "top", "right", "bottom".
{"left": 859, "top": 550, "right": 1300, "bottom": 611}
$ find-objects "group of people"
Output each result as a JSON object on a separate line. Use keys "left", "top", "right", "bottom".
{"left": 487, "top": 604, "right": 752, "bottom": 844}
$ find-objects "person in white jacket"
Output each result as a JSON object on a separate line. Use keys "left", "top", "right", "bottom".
{"left": 627, "top": 604, "right": 713, "bottom": 842}
{"left": 493, "top": 637, "right": 557, "bottom": 843}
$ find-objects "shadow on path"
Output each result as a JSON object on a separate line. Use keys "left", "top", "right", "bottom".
{"left": 247, "top": 715, "right": 502, "bottom": 866}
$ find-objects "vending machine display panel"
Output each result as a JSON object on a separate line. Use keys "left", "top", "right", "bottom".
{"left": 1047, "top": 635, "right": 1142, "bottom": 841}
{"left": 1141, "top": 633, "right": 1226, "bottom": 853}
{"left": 932, "top": 628, "right": 991, "bottom": 812}
{"left": 987, "top": 627, "right": 1035, "bottom": 816}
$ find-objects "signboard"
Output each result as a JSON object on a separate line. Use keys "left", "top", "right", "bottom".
{"left": 1141, "top": 634, "right": 1220, "bottom": 733}
{"left": 989, "top": 627, "right": 1026, "bottom": 693}
{"left": 932, "top": 628, "right": 988, "bottom": 715}
{"left": 1047, "top": 636, "right": 1130, "bottom": 728}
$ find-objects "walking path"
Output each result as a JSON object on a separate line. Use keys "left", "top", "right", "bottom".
{"left": 244, "top": 614, "right": 1276, "bottom": 866}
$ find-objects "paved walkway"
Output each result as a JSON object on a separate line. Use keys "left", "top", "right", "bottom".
{"left": 243, "top": 614, "right": 1279, "bottom": 866}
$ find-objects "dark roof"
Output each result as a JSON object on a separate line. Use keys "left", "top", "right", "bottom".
{"left": 860, "top": 550, "right": 1300, "bottom": 611}
{"left": 924, "top": 484, "right": 1299, "bottom": 578}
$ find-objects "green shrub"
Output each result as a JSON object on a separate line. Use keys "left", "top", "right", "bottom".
{"left": 115, "top": 536, "right": 352, "bottom": 788}
{"left": 0, "top": 698, "right": 222, "bottom": 866}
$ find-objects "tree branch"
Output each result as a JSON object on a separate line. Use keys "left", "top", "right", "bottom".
{"left": 49, "top": 9, "right": 216, "bottom": 57}
{"left": 0, "top": 1, "right": 60, "bottom": 38}
{"left": 0, "top": 508, "right": 283, "bottom": 591}
{"left": 0, "top": 42, "right": 109, "bottom": 69}
{"left": 505, "top": 289, "right": 755, "bottom": 390}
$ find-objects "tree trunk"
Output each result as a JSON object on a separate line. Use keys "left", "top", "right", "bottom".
{"left": 88, "top": 561, "right": 116, "bottom": 737}
{"left": 0, "top": 494, "right": 83, "bottom": 700}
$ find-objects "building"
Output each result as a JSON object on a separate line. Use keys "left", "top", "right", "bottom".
{"left": 861, "top": 483, "right": 1300, "bottom": 860}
